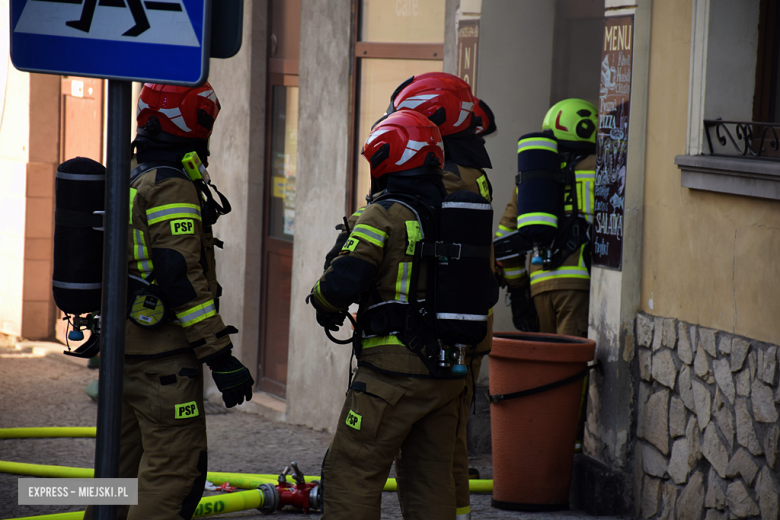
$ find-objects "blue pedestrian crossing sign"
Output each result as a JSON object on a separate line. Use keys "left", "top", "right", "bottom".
{"left": 10, "top": 0, "right": 211, "bottom": 86}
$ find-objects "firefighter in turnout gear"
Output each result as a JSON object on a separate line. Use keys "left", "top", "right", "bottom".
{"left": 311, "top": 110, "right": 494, "bottom": 519}
{"left": 84, "top": 83, "right": 253, "bottom": 520}
{"left": 495, "top": 98, "right": 596, "bottom": 337}
{"left": 388, "top": 73, "right": 495, "bottom": 520}
{"left": 320, "top": 73, "right": 496, "bottom": 520}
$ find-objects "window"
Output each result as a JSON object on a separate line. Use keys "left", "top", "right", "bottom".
{"left": 676, "top": 0, "right": 780, "bottom": 201}
{"left": 753, "top": 0, "right": 780, "bottom": 124}
{"left": 349, "top": 0, "right": 445, "bottom": 211}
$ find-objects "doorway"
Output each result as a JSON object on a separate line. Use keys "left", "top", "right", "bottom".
{"left": 258, "top": 0, "right": 300, "bottom": 398}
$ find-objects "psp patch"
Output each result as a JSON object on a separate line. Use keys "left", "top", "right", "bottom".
{"left": 175, "top": 401, "right": 199, "bottom": 419}
{"left": 171, "top": 219, "right": 195, "bottom": 235}
{"left": 346, "top": 410, "right": 362, "bottom": 430}
{"left": 341, "top": 236, "right": 359, "bottom": 252}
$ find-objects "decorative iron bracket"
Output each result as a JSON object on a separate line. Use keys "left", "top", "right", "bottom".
{"left": 703, "top": 119, "right": 780, "bottom": 160}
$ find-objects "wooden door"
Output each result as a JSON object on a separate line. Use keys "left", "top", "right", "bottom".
{"left": 60, "top": 77, "right": 104, "bottom": 163}
{"left": 258, "top": 0, "right": 300, "bottom": 398}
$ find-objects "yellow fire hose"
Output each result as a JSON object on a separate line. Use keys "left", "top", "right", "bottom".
{"left": 4, "top": 489, "right": 264, "bottom": 520}
{"left": 0, "top": 428, "right": 96, "bottom": 439}
{"left": 0, "top": 461, "right": 93, "bottom": 479}
{"left": 0, "top": 429, "right": 494, "bottom": 492}
{"left": 0, "top": 460, "right": 494, "bottom": 493}
{"left": 1, "top": 426, "right": 492, "bottom": 519}
{"left": 6, "top": 513, "right": 83, "bottom": 520}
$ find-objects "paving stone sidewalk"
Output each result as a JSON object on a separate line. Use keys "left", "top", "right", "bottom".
{"left": 0, "top": 341, "right": 623, "bottom": 520}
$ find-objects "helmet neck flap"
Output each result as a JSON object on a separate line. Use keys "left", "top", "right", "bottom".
{"left": 369, "top": 166, "right": 446, "bottom": 206}
{"left": 132, "top": 134, "right": 210, "bottom": 167}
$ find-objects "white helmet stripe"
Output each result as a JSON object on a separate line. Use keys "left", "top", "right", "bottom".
{"left": 366, "top": 128, "right": 391, "bottom": 145}
{"left": 396, "top": 94, "right": 438, "bottom": 111}
{"left": 198, "top": 90, "right": 218, "bottom": 103}
{"left": 395, "top": 140, "right": 427, "bottom": 166}
{"left": 158, "top": 106, "right": 192, "bottom": 132}
{"left": 137, "top": 98, "right": 149, "bottom": 118}
{"left": 454, "top": 101, "right": 474, "bottom": 127}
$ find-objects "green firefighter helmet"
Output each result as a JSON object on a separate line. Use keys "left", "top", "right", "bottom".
{"left": 542, "top": 98, "right": 597, "bottom": 152}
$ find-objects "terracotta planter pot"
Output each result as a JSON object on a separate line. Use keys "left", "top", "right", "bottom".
{"left": 488, "top": 331, "right": 596, "bottom": 511}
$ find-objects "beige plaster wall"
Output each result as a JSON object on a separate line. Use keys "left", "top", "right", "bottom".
{"left": 286, "top": 0, "right": 353, "bottom": 433}
{"left": 476, "top": 0, "right": 556, "bottom": 335}
{"left": 641, "top": 0, "right": 780, "bottom": 345}
{"left": 207, "top": 0, "right": 267, "bottom": 382}
{"left": 0, "top": 61, "right": 28, "bottom": 337}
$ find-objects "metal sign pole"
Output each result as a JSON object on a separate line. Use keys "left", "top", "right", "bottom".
{"left": 93, "top": 79, "right": 131, "bottom": 520}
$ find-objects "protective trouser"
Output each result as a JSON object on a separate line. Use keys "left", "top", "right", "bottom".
{"left": 84, "top": 351, "right": 207, "bottom": 520}
{"left": 395, "top": 355, "right": 482, "bottom": 520}
{"left": 453, "top": 356, "right": 483, "bottom": 519}
{"left": 321, "top": 367, "right": 465, "bottom": 520}
{"left": 534, "top": 289, "right": 589, "bottom": 337}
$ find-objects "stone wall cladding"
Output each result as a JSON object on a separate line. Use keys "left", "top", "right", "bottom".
{"left": 635, "top": 312, "right": 780, "bottom": 520}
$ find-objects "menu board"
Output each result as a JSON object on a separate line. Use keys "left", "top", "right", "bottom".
{"left": 593, "top": 15, "right": 634, "bottom": 270}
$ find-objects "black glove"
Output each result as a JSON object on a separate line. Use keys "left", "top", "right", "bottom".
{"left": 208, "top": 354, "right": 254, "bottom": 408}
{"left": 306, "top": 293, "right": 347, "bottom": 332}
{"left": 509, "top": 287, "right": 539, "bottom": 332}
{"left": 316, "top": 311, "right": 346, "bottom": 332}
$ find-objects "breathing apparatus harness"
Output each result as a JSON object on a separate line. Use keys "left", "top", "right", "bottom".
{"left": 320, "top": 189, "right": 495, "bottom": 379}
{"left": 493, "top": 148, "right": 591, "bottom": 271}
{"left": 530, "top": 152, "right": 590, "bottom": 271}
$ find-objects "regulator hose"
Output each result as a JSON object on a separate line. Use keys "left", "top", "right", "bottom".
{"left": 324, "top": 312, "right": 357, "bottom": 345}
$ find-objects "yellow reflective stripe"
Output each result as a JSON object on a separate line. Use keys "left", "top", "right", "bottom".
{"left": 352, "top": 224, "right": 388, "bottom": 248}
{"left": 517, "top": 212, "right": 558, "bottom": 228}
{"left": 530, "top": 267, "right": 590, "bottom": 283}
{"left": 476, "top": 175, "right": 491, "bottom": 202}
{"left": 405, "top": 221, "right": 422, "bottom": 255}
{"left": 456, "top": 505, "right": 472, "bottom": 517}
{"left": 579, "top": 170, "right": 595, "bottom": 219}
{"left": 496, "top": 224, "right": 515, "bottom": 238}
{"left": 176, "top": 299, "right": 217, "bottom": 327}
{"left": 147, "top": 203, "right": 202, "bottom": 225}
{"left": 564, "top": 170, "right": 595, "bottom": 220}
{"left": 352, "top": 207, "right": 365, "bottom": 218}
{"left": 129, "top": 188, "right": 137, "bottom": 225}
{"left": 530, "top": 268, "right": 590, "bottom": 284}
{"left": 395, "top": 262, "right": 412, "bottom": 301}
{"left": 517, "top": 137, "right": 558, "bottom": 154}
{"left": 362, "top": 335, "right": 405, "bottom": 349}
{"left": 133, "top": 229, "right": 153, "bottom": 278}
{"left": 314, "top": 281, "right": 340, "bottom": 313}
{"left": 503, "top": 267, "right": 527, "bottom": 280}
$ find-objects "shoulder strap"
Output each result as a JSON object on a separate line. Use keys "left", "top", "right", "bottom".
{"left": 130, "top": 161, "right": 189, "bottom": 187}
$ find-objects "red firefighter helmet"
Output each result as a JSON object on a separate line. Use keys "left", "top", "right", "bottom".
{"left": 362, "top": 110, "right": 444, "bottom": 178}
{"left": 389, "top": 72, "right": 476, "bottom": 137}
{"left": 473, "top": 97, "right": 497, "bottom": 137}
{"left": 136, "top": 83, "right": 221, "bottom": 141}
